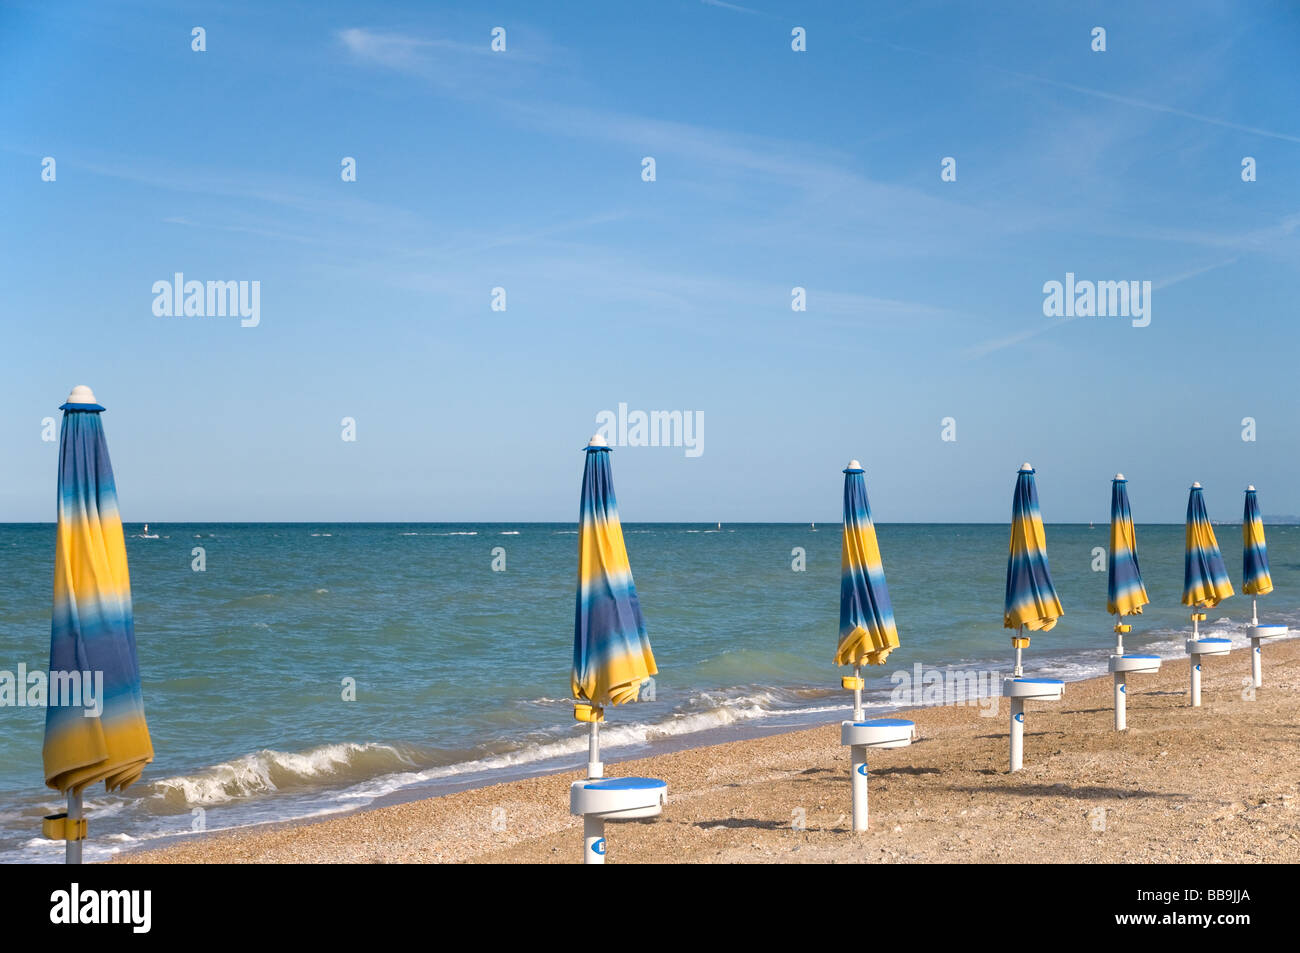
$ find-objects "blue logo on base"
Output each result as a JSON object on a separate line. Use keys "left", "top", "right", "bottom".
{"left": 592, "top": 838, "right": 606, "bottom": 856}
{"left": 856, "top": 763, "right": 868, "bottom": 776}
{"left": 1195, "top": 664, "right": 1202, "bottom": 672}
{"left": 1120, "top": 684, "right": 1127, "bottom": 694}
{"left": 1014, "top": 712, "right": 1024, "bottom": 723}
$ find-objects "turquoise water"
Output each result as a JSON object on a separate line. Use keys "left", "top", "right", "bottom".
{"left": 1, "top": 521, "right": 1297, "bottom": 862}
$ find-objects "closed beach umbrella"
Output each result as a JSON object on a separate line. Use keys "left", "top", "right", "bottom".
{"left": 1106, "top": 475, "right": 1159, "bottom": 730}
{"left": 1004, "top": 463, "right": 1062, "bottom": 675}
{"left": 1242, "top": 487, "right": 1273, "bottom": 607}
{"left": 571, "top": 435, "right": 656, "bottom": 778}
{"left": 1107, "top": 474, "right": 1149, "bottom": 652}
{"left": 43, "top": 386, "right": 153, "bottom": 862}
{"left": 1183, "top": 483, "right": 1233, "bottom": 706}
{"left": 1182, "top": 483, "right": 1233, "bottom": 614}
{"left": 834, "top": 460, "right": 899, "bottom": 719}
{"left": 1242, "top": 486, "right": 1286, "bottom": 687}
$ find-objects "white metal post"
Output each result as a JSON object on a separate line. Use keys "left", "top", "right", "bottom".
{"left": 1189, "top": 612, "right": 1201, "bottom": 708}
{"left": 1249, "top": 597, "right": 1262, "bottom": 689}
{"left": 852, "top": 664, "right": 863, "bottom": 722}
{"left": 66, "top": 790, "right": 82, "bottom": 865}
{"left": 587, "top": 718, "right": 603, "bottom": 779}
{"left": 1114, "top": 672, "right": 1127, "bottom": 731}
{"left": 1013, "top": 625, "right": 1024, "bottom": 678}
{"left": 583, "top": 814, "right": 605, "bottom": 864}
{"left": 850, "top": 745, "right": 868, "bottom": 832}
{"left": 1009, "top": 697, "right": 1025, "bottom": 772}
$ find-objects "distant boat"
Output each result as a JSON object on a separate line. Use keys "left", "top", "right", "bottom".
{"left": 717, "top": 521, "right": 721, "bottom": 530}
{"left": 139, "top": 523, "right": 159, "bottom": 539}
{"left": 1089, "top": 521, "right": 1094, "bottom": 529}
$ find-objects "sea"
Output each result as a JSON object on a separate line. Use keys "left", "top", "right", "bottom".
{"left": 1, "top": 521, "right": 1296, "bottom": 862}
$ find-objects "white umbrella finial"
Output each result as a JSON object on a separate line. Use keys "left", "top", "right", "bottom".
{"left": 1191, "top": 481, "right": 1202, "bottom": 488}
{"left": 587, "top": 433, "right": 607, "bottom": 448}
{"left": 1247, "top": 484, "right": 1256, "bottom": 491}
{"left": 1115, "top": 472, "right": 1125, "bottom": 481}
{"left": 848, "top": 459, "right": 861, "bottom": 470}
{"left": 1020, "top": 462, "right": 1032, "bottom": 472}
{"left": 66, "top": 385, "right": 97, "bottom": 405}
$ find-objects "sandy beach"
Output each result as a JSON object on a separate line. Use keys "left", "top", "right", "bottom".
{"left": 116, "top": 639, "right": 1300, "bottom": 864}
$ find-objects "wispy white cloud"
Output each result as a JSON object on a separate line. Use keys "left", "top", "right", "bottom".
{"left": 338, "top": 28, "right": 491, "bottom": 71}
{"left": 1115, "top": 212, "right": 1300, "bottom": 255}
{"left": 336, "top": 26, "right": 552, "bottom": 89}
{"left": 858, "top": 36, "right": 1300, "bottom": 145}
{"left": 997, "top": 68, "right": 1300, "bottom": 146}
{"left": 53, "top": 152, "right": 433, "bottom": 253}
{"left": 700, "top": 0, "right": 765, "bottom": 16}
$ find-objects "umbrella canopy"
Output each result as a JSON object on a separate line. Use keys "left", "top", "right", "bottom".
{"left": 1004, "top": 464, "right": 1063, "bottom": 631}
{"left": 571, "top": 438, "right": 657, "bottom": 707}
{"left": 834, "top": 462, "right": 899, "bottom": 667}
{"left": 43, "top": 387, "right": 153, "bottom": 794}
{"left": 1182, "top": 483, "right": 1233, "bottom": 608}
{"left": 1107, "top": 474, "right": 1149, "bottom": 617}
{"left": 1242, "top": 487, "right": 1273, "bottom": 596}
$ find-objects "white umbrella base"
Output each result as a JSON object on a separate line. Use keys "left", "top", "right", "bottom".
{"left": 1247, "top": 625, "right": 1288, "bottom": 689}
{"left": 1003, "top": 678, "right": 1064, "bottom": 771}
{"left": 1108, "top": 655, "right": 1160, "bottom": 731}
{"left": 840, "top": 719, "right": 915, "bottom": 833}
{"left": 1186, "top": 638, "right": 1231, "bottom": 707}
{"left": 569, "top": 777, "right": 667, "bottom": 865}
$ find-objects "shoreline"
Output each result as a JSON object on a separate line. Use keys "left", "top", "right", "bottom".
{"left": 115, "top": 637, "right": 1300, "bottom": 863}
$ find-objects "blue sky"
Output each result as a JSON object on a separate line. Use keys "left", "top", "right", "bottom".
{"left": 2, "top": 0, "right": 1298, "bottom": 523}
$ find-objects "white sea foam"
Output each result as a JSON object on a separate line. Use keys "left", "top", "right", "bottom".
{"left": 138, "top": 690, "right": 843, "bottom": 820}
{"left": 147, "top": 742, "right": 416, "bottom": 807}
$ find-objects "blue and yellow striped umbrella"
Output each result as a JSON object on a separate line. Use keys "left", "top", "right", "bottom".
{"left": 1242, "top": 487, "right": 1273, "bottom": 596}
{"left": 571, "top": 437, "right": 657, "bottom": 707}
{"left": 1107, "top": 474, "right": 1149, "bottom": 617}
{"left": 44, "top": 388, "right": 153, "bottom": 795}
{"left": 834, "top": 461, "right": 899, "bottom": 667}
{"left": 1182, "top": 483, "right": 1233, "bottom": 609}
{"left": 1004, "top": 464, "right": 1063, "bottom": 632}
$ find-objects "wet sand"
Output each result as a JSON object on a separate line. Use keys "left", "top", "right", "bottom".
{"left": 116, "top": 638, "right": 1300, "bottom": 863}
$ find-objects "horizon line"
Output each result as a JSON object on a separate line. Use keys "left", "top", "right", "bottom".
{"left": 1, "top": 520, "right": 1292, "bottom": 527}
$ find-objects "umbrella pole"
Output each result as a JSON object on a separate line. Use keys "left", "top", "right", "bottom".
{"left": 1189, "top": 610, "right": 1201, "bottom": 707}
{"left": 849, "top": 662, "right": 867, "bottom": 828}
{"left": 1251, "top": 596, "right": 1258, "bottom": 627}
{"left": 850, "top": 744, "right": 868, "bottom": 832}
{"left": 1013, "top": 625, "right": 1024, "bottom": 677}
{"left": 1008, "top": 696, "right": 1024, "bottom": 772}
{"left": 65, "top": 790, "right": 82, "bottom": 865}
{"left": 587, "top": 718, "right": 603, "bottom": 780}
